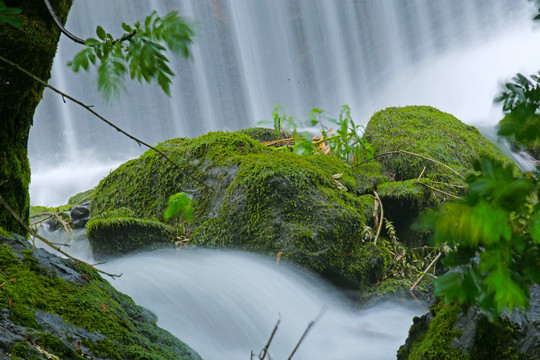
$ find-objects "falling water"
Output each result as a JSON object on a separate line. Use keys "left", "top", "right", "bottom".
{"left": 99, "top": 249, "right": 424, "bottom": 360}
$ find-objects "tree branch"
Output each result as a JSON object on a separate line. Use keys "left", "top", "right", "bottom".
{"left": 0, "top": 55, "right": 212, "bottom": 191}
{"left": 42, "top": 0, "right": 85, "bottom": 44}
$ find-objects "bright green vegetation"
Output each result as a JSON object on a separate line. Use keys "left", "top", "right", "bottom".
{"left": 0, "top": 235, "right": 201, "bottom": 359}
{"left": 364, "top": 106, "right": 513, "bottom": 184}
{"left": 68, "top": 10, "right": 195, "bottom": 99}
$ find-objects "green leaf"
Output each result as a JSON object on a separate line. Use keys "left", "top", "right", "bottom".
{"left": 96, "top": 25, "right": 106, "bottom": 41}
{"left": 163, "top": 192, "right": 194, "bottom": 223}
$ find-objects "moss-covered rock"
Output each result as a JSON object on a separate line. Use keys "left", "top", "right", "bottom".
{"left": 86, "top": 216, "right": 176, "bottom": 259}
{"left": 397, "top": 293, "right": 538, "bottom": 360}
{"left": 0, "top": 235, "right": 201, "bottom": 360}
{"left": 364, "top": 106, "right": 513, "bottom": 184}
{"left": 90, "top": 130, "right": 389, "bottom": 288}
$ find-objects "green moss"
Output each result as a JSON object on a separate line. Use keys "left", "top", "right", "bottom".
{"left": 470, "top": 317, "right": 534, "bottom": 360}
{"left": 68, "top": 188, "right": 94, "bottom": 205}
{"left": 0, "top": 238, "right": 201, "bottom": 359}
{"left": 86, "top": 216, "right": 175, "bottom": 259}
{"left": 235, "top": 127, "right": 285, "bottom": 142}
{"left": 0, "top": 226, "right": 11, "bottom": 238}
{"left": 0, "top": 0, "right": 74, "bottom": 237}
{"left": 364, "top": 106, "right": 514, "bottom": 184}
{"left": 398, "top": 301, "right": 469, "bottom": 360}
{"left": 352, "top": 161, "right": 391, "bottom": 194}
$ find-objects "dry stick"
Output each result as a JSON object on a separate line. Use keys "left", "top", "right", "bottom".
{"left": 372, "top": 190, "right": 383, "bottom": 245}
{"left": 417, "top": 166, "right": 426, "bottom": 181}
{"left": 356, "top": 150, "right": 465, "bottom": 180}
{"left": 0, "top": 55, "right": 211, "bottom": 191}
{"left": 287, "top": 306, "right": 327, "bottom": 360}
{"left": 258, "top": 315, "right": 281, "bottom": 360}
{"left": 432, "top": 181, "right": 468, "bottom": 189}
{"left": 0, "top": 194, "right": 121, "bottom": 278}
{"left": 410, "top": 251, "right": 442, "bottom": 292}
{"left": 415, "top": 180, "right": 463, "bottom": 200}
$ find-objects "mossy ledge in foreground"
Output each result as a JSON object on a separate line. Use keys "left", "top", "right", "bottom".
{"left": 0, "top": 233, "right": 202, "bottom": 360}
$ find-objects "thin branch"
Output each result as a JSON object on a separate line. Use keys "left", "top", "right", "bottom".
{"left": 356, "top": 150, "right": 465, "bottom": 180}
{"left": 372, "top": 190, "right": 383, "bottom": 245}
{"left": 42, "top": 0, "right": 86, "bottom": 44}
{"left": 0, "top": 55, "right": 211, "bottom": 191}
{"left": 410, "top": 252, "right": 442, "bottom": 292}
{"left": 258, "top": 315, "right": 281, "bottom": 360}
{"left": 0, "top": 194, "right": 121, "bottom": 278}
{"left": 415, "top": 180, "right": 463, "bottom": 200}
{"left": 432, "top": 181, "right": 468, "bottom": 189}
{"left": 287, "top": 306, "right": 327, "bottom": 360}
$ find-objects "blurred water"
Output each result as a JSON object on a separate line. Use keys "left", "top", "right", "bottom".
{"left": 99, "top": 249, "right": 425, "bottom": 360}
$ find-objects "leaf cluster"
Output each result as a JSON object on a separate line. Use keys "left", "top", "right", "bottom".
{"left": 67, "top": 11, "right": 195, "bottom": 99}
{"left": 270, "top": 104, "right": 374, "bottom": 164}
{"left": 163, "top": 192, "right": 195, "bottom": 224}
{"left": 495, "top": 73, "right": 540, "bottom": 143}
{"left": 423, "top": 158, "right": 539, "bottom": 315}
{"left": 0, "top": 1, "right": 22, "bottom": 28}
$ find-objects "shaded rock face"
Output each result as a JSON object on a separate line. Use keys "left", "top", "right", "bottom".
{"left": 397, "top": 286, "right": 540, "bottom": 359}
{"left": 0, "top": 234, "right": 202, "bottom": 360}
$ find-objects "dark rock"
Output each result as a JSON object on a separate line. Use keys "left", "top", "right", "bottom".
{"left": 0, "top": 234, "right": 202, "bottom": 360}
{"left": 70, "top": 205, "right": 90, "bottom": 228}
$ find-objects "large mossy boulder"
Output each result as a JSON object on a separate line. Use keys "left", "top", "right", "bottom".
{"left": 90, "top": 128, "right": 389, "bottom": 289}
{"left": 364, "top": 106, "right": 514, "bottom": 245}
{"left": 364, "top": 106, "right": 513, "bottom": 183}
{"left": 0, "top": 234, "right": 201, "bottom": 360}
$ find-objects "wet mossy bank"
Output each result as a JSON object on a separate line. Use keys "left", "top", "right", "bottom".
{"left": 0, "top": 233, "right": 202, "bottom": 360}
{"left": 87, "top": 106, "right": 512, "bottom": 292}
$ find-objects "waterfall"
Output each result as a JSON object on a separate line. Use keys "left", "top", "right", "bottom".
{"left": 29, "top": 0, "right": 540, "bottom": 205}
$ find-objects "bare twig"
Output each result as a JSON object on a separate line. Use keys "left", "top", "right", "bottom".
{"left": 0, "top": 55, "right": 211, "bottom": 191}
{"left": 0, "top": 194, "right": 121, "bottom": 278}
{"left": 288, "top": 306, "right": 327, "bottom": 360}
{"left": 410, "top": 252, "right": 442, "bottom": 292}
{"left": 432, "top": 181, "right": 468, "bottom": 189}
{"left": 415, "top": 180, "right": 463, "bottom": 200}
{"left": 42, "top": 0, "right": 86, "bottom": 44}
{"left": 258, "top": 315, "right": 281, "bottom": 360}
{"left": 417, "top": 166, "right": 426, "bottom": 181}
{"left": 356, "top": 150, "right": 465, "bottom": 180}
{"left": 372, "top": 190, "right": 383, "bottom": 245}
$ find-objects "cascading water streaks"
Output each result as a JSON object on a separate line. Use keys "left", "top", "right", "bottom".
{"left": 100, "top": 249, "right": 424, "bottom": 360}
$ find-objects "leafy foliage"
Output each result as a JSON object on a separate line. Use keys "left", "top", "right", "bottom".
{"left": 495, "top": 72, "right": 540, "bottom": 143}
{"left": 163, "top": 192, "right": 195, "bottom": 224}
{"left": 0, "top": 1, "right": 22, "bottom": 28}
{"left": 423, "top": 158, "right": 539, "bottom": 315}
{"left": 270, "top": 104, "right": 374, "bottom": 164}
{"left": 68, "top": 11, "right": 195, "bottom": 99}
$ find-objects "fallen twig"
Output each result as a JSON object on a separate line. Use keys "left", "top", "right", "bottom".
{"left": 287, "top": 306, "right": 327, "bottom": 360}
{"left": 256, "top": 315, "right": 281, "bottom": 360}
{"left": 0, "top": 194, "right": 121, "bottom": 278}
{"left": 415, "top": 180, "right": 463, "bottom": 200}
{"left": 356, "top": 150, "right": 465, "bottom": 180}
{"left": 410, "top": 251, "right": 442, "bottom": 292}
{"left": 372, "top": 190, "right": 383, "bottom": 245}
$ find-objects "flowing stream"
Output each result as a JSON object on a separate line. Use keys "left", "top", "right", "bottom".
{"left": 99, "top": 250, "right": 424, "bottom": 360}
